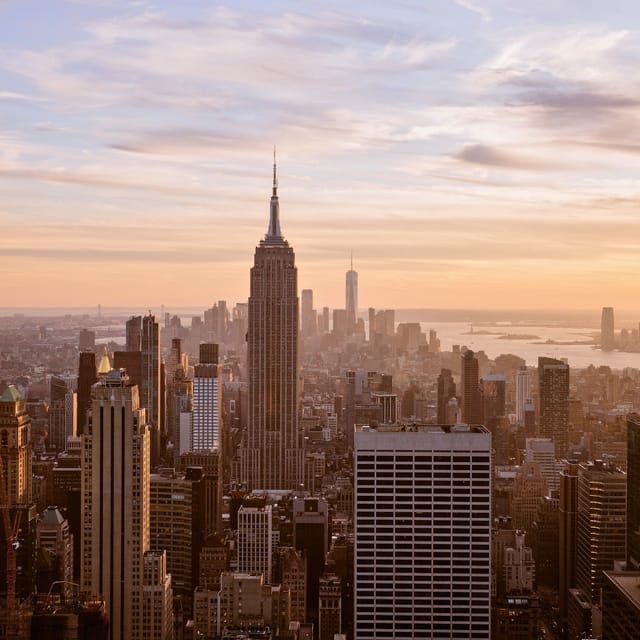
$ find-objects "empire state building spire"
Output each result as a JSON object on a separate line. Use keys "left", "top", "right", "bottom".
{"left": 265, "top": 146, "right": 285, "bottom": 244}
{"left": 243, "top": 154, "right": 303, "bottom": 490}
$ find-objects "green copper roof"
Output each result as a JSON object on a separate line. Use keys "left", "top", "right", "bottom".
{"left": 1, "top": 384, "right": 22, "bottom": 402}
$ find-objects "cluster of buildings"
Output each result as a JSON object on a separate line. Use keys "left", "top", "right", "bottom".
{"left": 2, "top": 164, "right": 640, "bottom": 640}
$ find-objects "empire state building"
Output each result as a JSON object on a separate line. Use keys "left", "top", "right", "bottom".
{"left": 241, "top": 154, "right": 303, "bottom": 490}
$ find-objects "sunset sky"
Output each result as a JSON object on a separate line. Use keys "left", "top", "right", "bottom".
{"left": 1, "top": 0, "right": 640, "bottom": 311}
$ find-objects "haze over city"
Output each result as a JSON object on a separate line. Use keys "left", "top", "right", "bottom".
{"left": 2, "top": 0, "right": 640, "bottom": 309}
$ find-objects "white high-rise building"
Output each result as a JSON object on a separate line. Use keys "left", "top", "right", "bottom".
{"left": 515, "top": 367, "right": 531, "bottom": 427}
{"left": 237, "top": 505, "right": 273, "bottom": 583}
{"left": 192, "top": 361, "right": 221, "bottom": 450}
{"left": 355, "top": 424, "right": 492, "bottom": 640}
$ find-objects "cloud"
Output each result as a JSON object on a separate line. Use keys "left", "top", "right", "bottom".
{"left": 454, "top": 143, "right": 568, "bottom": 171}
{"left": 454, "top": 0, "right": 491, "bottom": 22}
{"left": 0, "top": 246, "right": 242, "bottom": 263}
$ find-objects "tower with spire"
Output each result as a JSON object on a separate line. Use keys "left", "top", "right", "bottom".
{"left": 345, "top": 251, "right": 358, "bottom": 335}
{"left": 241, "top": 152, "right": 303, "bottom": 490}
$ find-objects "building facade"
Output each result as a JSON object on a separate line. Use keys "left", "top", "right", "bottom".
{"left": 601, "top": 306, "right": 615, "bottom": 351}
{"left": 354, "top": 424, "right": 491, "bottom": 639}
{"left": 345, "top": 260, "right": 358, "bottom": 335}
{"left": 80, "top": 366, "right": 172, "bottom": 640}
{"left": 192, "top": 349, "right": 222, "bottom": 451}
{"left": 241, "top": 157, "right": 303, "bottom": 490}
{"left": 461, "top": 350, "right": 483, "bottom": 424}
{"left": 237, "top": 504, "right": 273, "bottom": 583}
{"left": 538, "top": 357, "right": 570, "bottom": 458}
{"left": 575, "top": 460, "right": 627, "bottom": 604}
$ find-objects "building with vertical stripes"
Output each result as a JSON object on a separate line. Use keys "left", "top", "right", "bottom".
{"left": 81, "top": 364, "right": 172, "bottom": 640}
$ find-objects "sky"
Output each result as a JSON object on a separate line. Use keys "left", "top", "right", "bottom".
{"left": 2, "top": 0, "right": 640, "bottom": 311}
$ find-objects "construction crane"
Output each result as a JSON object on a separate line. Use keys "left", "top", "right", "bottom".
{"left": 0, "top": 454, "right": 22, "bottom": 640}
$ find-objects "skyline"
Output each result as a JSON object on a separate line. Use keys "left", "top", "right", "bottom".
{"left": 2, "top": 1, "right": 640, "bottom": 309}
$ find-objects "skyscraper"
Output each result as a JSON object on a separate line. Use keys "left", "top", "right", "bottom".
{"left": 345, "top": 255, "right": 358, "bottom": 335}
{"left": 559, "top": 463, "right": 579, "bottom": 632}
{"left": 241, "top": 155, "right": 303, "bottom": 490}
{"left": 627, "top": 414, "right": 640, "bottom": 569}
{"left": 461, "top": 350, "right": 483, "bottom": 424}
{"left": 126, "top": 315, "right": 143, "bottom": 351}
{"left": 237, "top": 504, "right": 273, "bottom": 583}
{"left": 192, "top": 344, "right": 222, "bottom": 451}
{"left": 575, "top": 461, "right": 626, "bottom": 604}
{"left": 0, "top": 385, "right": 32, "bottom": 506}
{"left": 515, "top": 366, "right": 531, "bottom": 427}
{"left": 601, "top": 306, "right": 615, "bottom": 351}
{"left": 436, "top": 368, "right": 456, "bottom": 423}
{"left": 48, "top": 375, "right": 69, "bottom": 451}
{"left": 480, "top": 374, "right": 505, "bottom": 427}
{"left": 141, "top": 313, "right": 161, "bottom": 433}
{"left": 538, "top": 357, "right": 570, "bottom": 458}
{"left": 81, "top": 364, "right": 172, "bottom": 640}
{"left": 301, "top": 289, "right": 316, "bottom": 338}
{"left": 77, "top": 351, "right": 97, "bottom": 436}
{"left": 354, "top": 424, "right": 491, "bottom": 639}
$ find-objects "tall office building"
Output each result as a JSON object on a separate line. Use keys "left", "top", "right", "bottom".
{"left": 461, "top": 350, "right": 483, "bottom": 424}
{"left": 172, "top": 364, "right": 193, "bottom": 464}
{"left": 165, "top": 338, "right": 186, "bottom": 442}
{"left": 515, "top": 366, "right": 531, "bottom": 427}
{"left": 601, "top": 306, "right": 615, "bottom": 351}
{"left": 294, "top": 497, "right": 329, "bottom": 624}
{"left": 601, "top": 571, "right": 640, "bottom": 640}
{"left": 77, "top": 351, "right": 97, "bottom": 436}
{"left": 81, "top": 365, "right": 172, "bottom": 640}
{"left": 559, "top": 463, "right": 579, "bottom": 632}
{"left": 241, "top": 155, "right": 303, "bottom": 490}
{"left": 79, "top": 328, "right": 96, "bottom": 351}
{"left": 345, "top": 256, "right": 358, "bottom": 335}
{"left": 628, "top": 414, "right": 640, "bottom": 569}
{"left": 0, "top": 385, "right": 32, "bottom": 505}
{"left": 301, "top": 289, "right": 316, "bottom": 338}
{"left": 318, "top": 574, "right": 342, "bottom": 640}
{"left": 48, "top": 375, "right": 69, "bottom": 451}
{"left": 237, "top": 504, "right": 273, "bottom": 583}
{"left": 538, "top": 357, "right": 570, "bottom": 458}
{"left": 575, "top": 460, "right": 626, "bottom": 604}
{"left": 436, "top": 369, "right": 456, "bottom": 424}
{"left": 192, "top": 344, "right": 222, "bottom": 451}
{"left": 126, "top": 315, "right": 143, "bottom": 351}
{"left": 141, "top": 314, "right": 161, "bottom": 434}
{"left": 355, "top": 424, "right": 491, "bottom": 639}
{"left": 480, "top": 374, "right": 505, "bottom": 427}
{"left": 36, "top": 505, "right": 74, "bottom": 599}
{"left": 525, "top": 437, "right": 558, "bottom": 495}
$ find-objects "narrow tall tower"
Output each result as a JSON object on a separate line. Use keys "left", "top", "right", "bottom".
{"left": 461, "top": 350, "right": 482, "bottom": 424}
{"left": 515, "top": 366, "right": 531, "bottom": 427}
{"left": 241, "top": 152, "right": 303, "bottom": 490}
{"left": 81, "top": 367, "right": 150, "bottom": 640}
{"left": 601, "top": 306, "right": 615, "bottom": 351}
{"left": 345, "top": 253, "right": 358, "bottom": 334}
{"left": 538, "top": 356, "right": 570, "bottom": 458}
{"left": 81, "top": 365, "right": 173, "bottom": 640}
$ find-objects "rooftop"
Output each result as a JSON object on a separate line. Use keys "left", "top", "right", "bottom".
{"left": 604, "top": 571, "right": 640, "bottom": 609}
{"left": 357, "top": 423, "right": 489, "bottom": 435}
{"left": 1, "top": 384, "right": 23, "bottom": 402}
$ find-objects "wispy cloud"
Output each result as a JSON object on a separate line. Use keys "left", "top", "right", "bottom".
{"left": 1, "top": 2, "right": 640, "bottom": 308}
{"left": 454, "top": 0, "right": 491, "bottom": 22}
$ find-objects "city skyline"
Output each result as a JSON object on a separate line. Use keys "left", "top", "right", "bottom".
{"left": 2, "top": 1, "right": 640, "bottom": 309}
